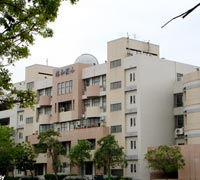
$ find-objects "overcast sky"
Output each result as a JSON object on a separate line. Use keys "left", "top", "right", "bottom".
{"left": 10, "top": 0, "right": 200, "bottom": 82}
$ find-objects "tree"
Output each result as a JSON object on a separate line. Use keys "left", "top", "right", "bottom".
{"left": 37, "top": 130, "right": 65, "bottom": 180}
{"left": 0, "top": 0, "right": 78, "bottom": 110}
{"left": 14, "top": 142, "right": 36, "bottom": 177}
{"left": 93, "top": 134, "right": 127, "bottom": 177}
{"left": 0, "top": 125, "right": 15, "bottom": 175}
{"left": 0, "top": 67, "right": 36, "bottom": 110}
{"left": 144, "top": 145, "right": 185, "bottom": 180}
{"left": 68, "top": 140, "right": 91, "bottom": 179}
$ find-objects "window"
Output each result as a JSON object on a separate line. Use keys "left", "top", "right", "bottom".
{"left": 38, "top": 108, "right": 43, "bottom": 115}
{"left": 130, "top": 117, "right": 136, "bottom": 127}
{"left": 130, "top": 73, "right": 135, "bottom": 82}
{"left": 134, "top": 164, "right": 136, "bottom": 173}
{"left": 130, "top": 118, "right": 133, "bottom": 127}
{"left": 26, "top": 117, "right": 33, "bottom": 124}
{"left": 102, "top": 96, "right": 106, "bottom": 111}
{"left": 66, "top": 80, "right": 73, "bottom": 94}
{"left": 27, "top": 82, "right": 34, "bottom": 89}
{"left": 130, "top": 95, "right": 136, "bottom": 104}
{"left": 59, "top": 101, "right": 72, "bottom": 112}
{"left": 110, "top": 81, "right": 121, "bottom": 90}
{"left": 92, "top": 98, "right": 100, "bottom": 106}
{"left": 111, "top": 125, "right": 122, "bottom": 133}
{"left": 57, "top": 80, "right": 73, "bottom": 95}
{"left": 61, "top": 122, "right": 69, "bottom": 131}
{"left": 87, "top": 139, "right": 96, "bottom": 150}
{"left": 131, "top": 164, "right": 133, "bottom": 173}
{"left": 92, "top": 77, "right": 100, "bottom": 85}
{"left": 61, "top": 82, "right": 65, "bottom": 94}
{"left": 134, "top": 140, "right": 136, "bottom": 149}
{"left": 45, "top": 88, "right": 52, "bottom": 96}
{"left": 131, "top": 140, "right": 133, "bottom": 149}
{"left": 19, "top": 132, "right": 23, "bottom": 139}
{"left": 84, "top": 79, "right": 90, "bottom": 90}
{"left": 57, "top": 83, "right": 61, "bottom": 95}
{"left": 45, "top": 107, "right": 51, "bottom": 114}
{"left": 130, "top": 140, "right": 136, "bottom": 149}
{"left": 174, "top": 93, "right": 183, "bottom": 107}
{"left": 19, "top": 115, "right": 23, "bottom": 122}
{"left": 110, "top": 59, "right": 121, "bottom": 68}
{"left": 83, "top": 118, "right": 100, "bottom": 128}
{"left": 84, "top": 99, "right": 90, "bottom": 107}
{"left": 177, "top": 73, "right": 183, "bottom": 81}
{"left": 38, "top": 89, "right": 44, "bottom": 96}
{"left": 39, "top": 124, "right": 54, "bottom": 132}
{"left": 102, "top": 75, "right": 106, "bottom": 89}
{"left": 110, "top": 103, "right": 121, "bottom": 112}
{"left": 175, "top": 115, "right": 184, "bottom": 128}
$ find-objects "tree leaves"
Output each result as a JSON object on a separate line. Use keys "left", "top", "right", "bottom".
{"left": 145, "top": 145, "right": 185, "bottom": 178}
{"left": 68, "top": 139, "right": 91, "bottom": 179}
{"left": 0, "top": 0, "right": 79, "bottom": 110}
{"left": 93, "top": 134, "right": 127, "bottom": 176}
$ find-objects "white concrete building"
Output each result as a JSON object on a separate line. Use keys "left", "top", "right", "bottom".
{"left": 0, "top": 37, "right": 198, "bottom": 180}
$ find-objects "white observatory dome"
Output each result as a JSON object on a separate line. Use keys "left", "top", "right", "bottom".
{"left": 74, "top": 53, "right": 99, "bottom": 65}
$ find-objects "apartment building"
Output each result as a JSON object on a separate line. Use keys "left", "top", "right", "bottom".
{"left": 0, "top": 37, "right": 198, "bottom": 180}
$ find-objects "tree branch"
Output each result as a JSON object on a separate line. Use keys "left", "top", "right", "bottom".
{"left": 161, "top": 3, "right": 200, "bottom": 28}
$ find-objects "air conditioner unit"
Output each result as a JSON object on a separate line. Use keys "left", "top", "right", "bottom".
{"left": 82, "top": 114, "right": 85, "bottom": 118}
{"left": 76, "top": 121, "right": 81, "bottom": 127}
{"left": 175, "top": 128, "right": 184, "bottom": 136}
{"left": 100, "top": 116, "right": 105, "bottom": 121}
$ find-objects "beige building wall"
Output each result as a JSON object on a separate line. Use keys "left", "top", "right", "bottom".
{"left": 179, "top": 144, "right": 200, "bottom": 180}
{"left": 183, "top": 70, "right": 200, "bottom": 145}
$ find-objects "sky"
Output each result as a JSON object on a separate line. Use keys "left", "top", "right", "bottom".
{"left": 9, "top": 0, "right": 200, "bottom": 83}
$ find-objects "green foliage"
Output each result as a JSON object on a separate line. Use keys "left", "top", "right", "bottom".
{"left": 14, "top": 142, "right": 36, "bottom": 175}
{"left": 68, "top": 140, "right": 91, "bottom": 178}
{"left": 0, "top": 0, "right": 78, "bottom": 110}
{"left": 144, "top": 145, "right": 185, "bottom": 178}
{"left": 0, "top": 67, "right": 37, "bottom": 110}
{"left": 0, "top": 125, "right": 15, "bottom": 175}
{"left": 93, "top": 134, "right": 127, "bottom": 176}
{"left": 45, "top": 174, "right": 69, "bottom": 180}
{"left": 0, "top": 0, "right": 78, "bottom": 63}
{"left": 37, "top": 130, "right": 65, "bottom": 178}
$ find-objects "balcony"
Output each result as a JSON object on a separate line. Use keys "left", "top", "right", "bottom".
{"left": 38, "top": 114, "right": 51, "bottom": 124}
{"left": 17, "top": 124, "right": 24, "bottom": 129}
{"left": 126, "top": 155, "right": 138, "bottom": 161}
{"left": 125, "top": 85, "right": 137, "bottom": 92}
{"left": 38, "top": 96, "right": 51, "bottom": 106}
{"left": 59, "top": 111, "right": 73, "bottom": 122}
{"left": 125, "top": 131, "right": 138, "bottom": 137}
{"left": 59, "top": 126, "right": 109, "bottom": 143}
{"left": 86, "top": 106, "right": 101, "bottom": 118}
{"left": 125, "top": 108, "right": 137, "bottom": 114}
{"left": 86, "top": 85, "right": 100, "bottom": 97}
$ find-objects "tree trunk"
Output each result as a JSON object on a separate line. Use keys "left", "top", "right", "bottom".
{"left": 81, "top": 163, "right": 84, "bottom": 180}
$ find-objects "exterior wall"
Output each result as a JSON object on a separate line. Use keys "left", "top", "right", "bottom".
{"left": 183, "top": 71, "right": 200, "bottom": 144}
{"left": 51, "top": 63, "right": 91, "bottom": 123}
{"left": 0, "top": 37, "right": 199, "bottom": 179}
{"left": 179, "top": 144, "right": 200, "bottom": 180}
